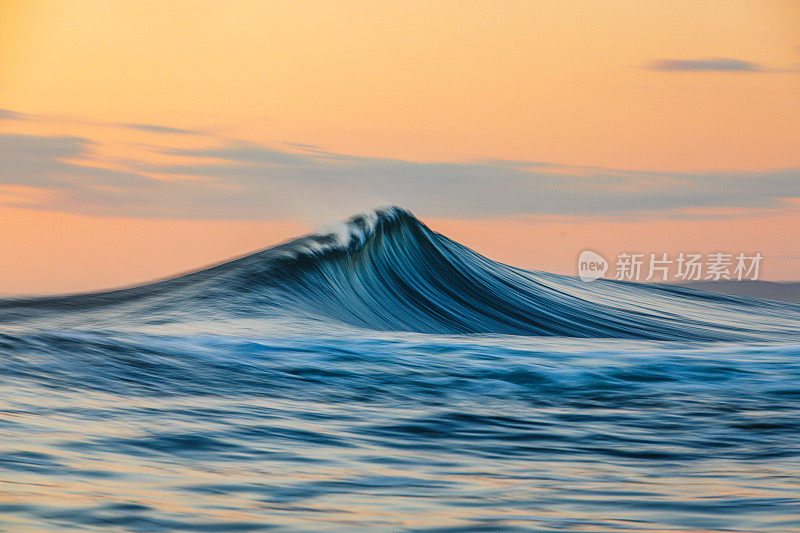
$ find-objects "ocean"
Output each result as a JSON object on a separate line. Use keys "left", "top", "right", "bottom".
{"left": 1, "top": 207, "right": 799, "bottom": 531}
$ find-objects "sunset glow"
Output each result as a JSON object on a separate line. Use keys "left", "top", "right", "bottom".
{"left": 1, "top": 0, "right": 799, "bottom": 292}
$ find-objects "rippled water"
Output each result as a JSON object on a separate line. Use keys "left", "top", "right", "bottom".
{"left": 3, "top": 331, "right": 800, "bottom": 531}
{"left": 2, "top": 209, "right": 800, "bottom": 531}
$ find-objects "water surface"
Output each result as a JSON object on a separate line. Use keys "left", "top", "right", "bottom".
{"left": 2, "top": 208, "right": 799, "bottom": 531}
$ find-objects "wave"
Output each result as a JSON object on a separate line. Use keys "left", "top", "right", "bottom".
{"left": 2, "top": 206, "right": 799, "bottom": 341}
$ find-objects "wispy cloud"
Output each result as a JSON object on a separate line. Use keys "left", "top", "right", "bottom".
{"left": 116, "top": 122, "right": 203, "bottom": 135}
{"left": 0, "top": 134, "right": 179, "bottom": 216}
{"left": 162, "top": 141, "right": 311, "bottom": 165}
{"left": 646, "top": 57, "right": 765, "bottom": 72}
{"left": 1, "top": 133, "right": 798, "bottom": 223}
{"left": 0, "top": 108, "right": 30, "bottom": 121}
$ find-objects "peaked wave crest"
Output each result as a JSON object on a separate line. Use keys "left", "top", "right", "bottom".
{"left": 2, "top": 206, "right": 799, "bottom": 341}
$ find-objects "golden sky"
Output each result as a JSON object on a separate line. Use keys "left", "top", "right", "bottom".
{"left": 3, "top": 0, "right": 800, "bottom": 168}
{"left": 1, "top": 0, "right": 799, "bottom": 292}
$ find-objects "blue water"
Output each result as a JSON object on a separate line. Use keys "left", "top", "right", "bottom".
{"left": 2, "top": 208, "right": 800, "bottom": 531}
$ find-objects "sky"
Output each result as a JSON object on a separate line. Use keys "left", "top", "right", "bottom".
{"left": 1, "top": 0, "right": 799, "bottom": 294}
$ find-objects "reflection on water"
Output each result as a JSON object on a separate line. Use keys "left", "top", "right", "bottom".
{"left": 2, "top": 332, "right": 800, "bottom": 531}
{"left": 2, "top": 208, "right": 800, "bottom": 530}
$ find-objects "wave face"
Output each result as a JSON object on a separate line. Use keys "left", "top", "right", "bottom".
{"left": 2, "top": 206, "right": 799, "bottom": 341}
{"left": 2, "top": 207, "right": 800, "bottom": 531}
